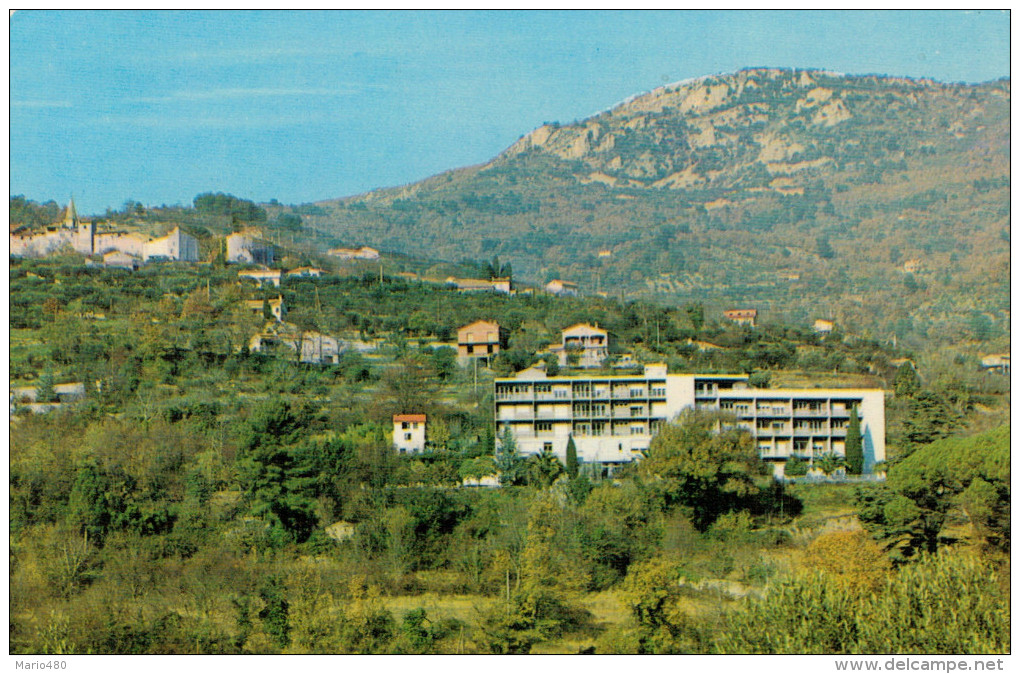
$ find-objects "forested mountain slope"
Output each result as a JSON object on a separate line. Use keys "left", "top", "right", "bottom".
{"left": 298, "top": 68, "right": 1010, "bottom": 350}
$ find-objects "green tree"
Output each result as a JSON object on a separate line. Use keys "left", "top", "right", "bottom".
{"left": 565, "top": 435, "right": 579, "bottom": 479}
{"left": 857, "top": 426, "right": 1009, "bottom": 559}
{"left": 257, "top": 576, "right": 290, "bottom": 649}
{"left": 901, "top": 390, "right": 960, "bottom": 451}
{"left": 525, "top": 447, "right": 564, "bottom": 488}
{"left": 816, "top": 236, "right": 835, "bottom": 259}
{"left": 640, "top": 410, "right": 767, "bottom": 530}
{"left": 235, "top": 401, "right": 318, "bottom": 545}
{"left": 495, "top": 427, "right": 526, "bottom": 486}
{"left": 36, "top": 369, "right": 57, "bottom": 403}
{"left": 893, "top": 363, "right": 921, "bottom": 397}
{"left": 845, "top": 406, "right": 863, "bottom": 475}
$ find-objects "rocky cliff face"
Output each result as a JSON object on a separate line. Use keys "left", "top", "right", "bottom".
{"left": 490, "top": 68, "right": 1007, "bottom": 196}
{"left": 304, "top": 68, "right": 1009, "bottom": 347}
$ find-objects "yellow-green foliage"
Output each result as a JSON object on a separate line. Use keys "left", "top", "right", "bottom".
{"left": 718, "top": 552, "right": 1009, "bottom": 654}
{"left": 802, "top": 530, "right": 891, "bottom": 593}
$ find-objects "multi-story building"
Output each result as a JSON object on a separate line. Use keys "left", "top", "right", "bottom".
{"left": 227, "top": 232, "right": 275, "bottom": 265}
{"left": 393, "top": 414, "right": 427, "bottom": 453}
{"left": 548, "top": 323, "right": 609, "bottom": 368}
{"left": 494, "top": 366, "right": 885, "bottom": 475}
{"left": 457, "top": 320, "right": 508, "bottom": 364}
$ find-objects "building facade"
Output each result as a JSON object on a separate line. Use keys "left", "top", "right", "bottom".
{"left": 549, "top": 323, "right": 609, "bottom": 369}
{"left": 545, "top": 279, "right": 579, "bottom": 296}
{"left": 457, "top": 320, "right": 508, "bottom": 363}
{"left": 723, "top": 309, "right": 758, "bottom": 327}
{"left": 494, "top": 366, "right": 885, "bottom": 474}
{"left": 393, "top": 414, "right": 427, "bottom": 453}
{"left": 238, "top": 268, "right": 283, "bottom": 287}
{"left": 227, "top": 232, "right": 275, "bottom": 265}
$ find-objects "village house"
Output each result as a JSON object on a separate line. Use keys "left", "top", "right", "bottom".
{"left": 103, "top": 251, "right": 140, "bottom": 270}
{"left": 980, "top": 353, "right": 1010, "bottom": 375}
{"left": 902, "top": 258, "right": 923, "bottom": 274}
{"left": 329, "top": 246, "right": 379, "bottom": 260}
{"left": 724, "top": 309, "right": 758, "bottom": 327}
{"left": 226, "top": 231, "right": 275, "bottom": 265}
{"left": 545, "top": 279, "right": 579, "bottom": 297}
{"left": 549, "top": 323, "right": 609, "bottom": 369}
{"left": 393, "top": 414, "right": 427, "bottom": 453}
{"left": 457, "top": 320, "right": 509, "bottom": 365}
{"left": 495, "top": 365, "right": 885, "bottom": 477}
{"left": 446, "top": 277, "right": 512, "bottom": 295}
{"left": 244, "top": 295, "right": 285, "bottom": 322}
{"left": 249, "top": 324, "right": 342, "bottom": 364}
{"left": 813, "top": 319, "right": 835, "bottom": 335}
{"left": 285, "top": 266, "right": 325, "bottom": 278}
{"left": 238, "top": 268, "right": 283, "bottom": 287}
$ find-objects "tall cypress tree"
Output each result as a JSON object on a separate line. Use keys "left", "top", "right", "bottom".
{"left": 845, "top": 405, "right": 864, "bottom": 475}
{"left": 565, "top": 434, "right": 578, "bottom": 479}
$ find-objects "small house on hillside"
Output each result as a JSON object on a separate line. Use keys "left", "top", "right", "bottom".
{"left": 813, "top": 319, "right": 835, "bottom": 334}
{"left": 393, "top": 414, "right": 427, "bottom": 453}
{"left": 723, "top": 309, "right": 757, "bottom": 327}
{"left": 457, "top": 320, "right": 508, "bottom": 364}
{"left": 285, "top": 266, "right": 325, "bottom": 278}
{"left": 329, "top": 246, "right": 379, "bottom": 260}
{"left": 980, "top": 353, "right": 1010, "bottom": 375}
{"left": 227, "top": 232, "right": 275, "bottom": 265}
{"left": 549, "top": 323, "right": 609, "bottom": 369}
{"left": 244, "top": 295, "right": 285, "bottom": 322}
{"left": 238, "top": 268, "right": 283, "bottom": 287}
{"left": 545, "top": 279, "right": 579, "bottom": 297}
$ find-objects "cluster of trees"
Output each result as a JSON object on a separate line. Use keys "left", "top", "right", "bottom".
{"left": 193, "top": 192, "right": 267, "bottom": 226}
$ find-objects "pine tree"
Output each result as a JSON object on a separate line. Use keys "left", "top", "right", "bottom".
{"left": 495, "top": 426, "right": 524, "bottom": 485}
{"left": 845, "top": 405, "right": 864, "bottom": 475}
{"left": 565, "top": 434, "right": 578, "bottom": 479}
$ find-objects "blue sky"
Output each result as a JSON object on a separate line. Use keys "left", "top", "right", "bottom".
{"left": 9, "top": 10, "right": 1011, "bottom": 216}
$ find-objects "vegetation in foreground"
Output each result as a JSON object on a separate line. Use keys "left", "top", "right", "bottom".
{"left": 9, "top": 257, "right": 1010, "bottom": 654}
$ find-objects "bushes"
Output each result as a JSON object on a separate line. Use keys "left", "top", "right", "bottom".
{"left": 718, "top": 552, "right": 1009, "bottom": 654}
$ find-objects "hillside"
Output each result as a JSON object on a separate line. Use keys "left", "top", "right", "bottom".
{"left": 295, "top": 68, "right": 1010, "bottom": 351}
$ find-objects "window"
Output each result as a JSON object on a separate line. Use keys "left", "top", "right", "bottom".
{"left": 536, "top": 422, "right": 553, "bottom": 433}
{"left": 404, "top": 433, "right": 412, "bottom": 441}
{"left": 487, "top": 345, "right": 493, "bottom": 354}
{"left": 466, "top": 332, "right": 473, "bottom": 343}
{"left": 402, "top": 422, "right": 409, "bottom": 430}
{"left": 630, "top": 425, "right": 645, "bottom": 435}
{"left": 466, "top": 345, "right": 474, "bottom": 354}
{"left": 543, "top": 442, "right": 553, "bottom": 453}
{"left": 630, "top": 405, "right": 645, "bottom": 417}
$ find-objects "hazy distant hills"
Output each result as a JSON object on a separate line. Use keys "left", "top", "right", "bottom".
{"left": 299, "top": 68, "right": 1009, "bottom": 347}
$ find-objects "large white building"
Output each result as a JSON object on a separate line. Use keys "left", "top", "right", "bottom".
{"left": 494, "top": 365, "right": 885, "bottom": 474}
{"left": 10, "top": 200, "right": 199, "bottom": 263}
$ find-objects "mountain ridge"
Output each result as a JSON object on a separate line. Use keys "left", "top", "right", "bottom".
{"left": 295, "top": 68, "right": 1009, "bottom": 349}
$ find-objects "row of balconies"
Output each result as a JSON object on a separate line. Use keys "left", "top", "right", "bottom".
{"left": 498, "top": 409, "right": 666, "bottom": 421}
{"left": 496, "top": 390, "right": 667, "bottom": 402}
{"left": 753, "top": 427, "right": 848, "bottom": 437}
